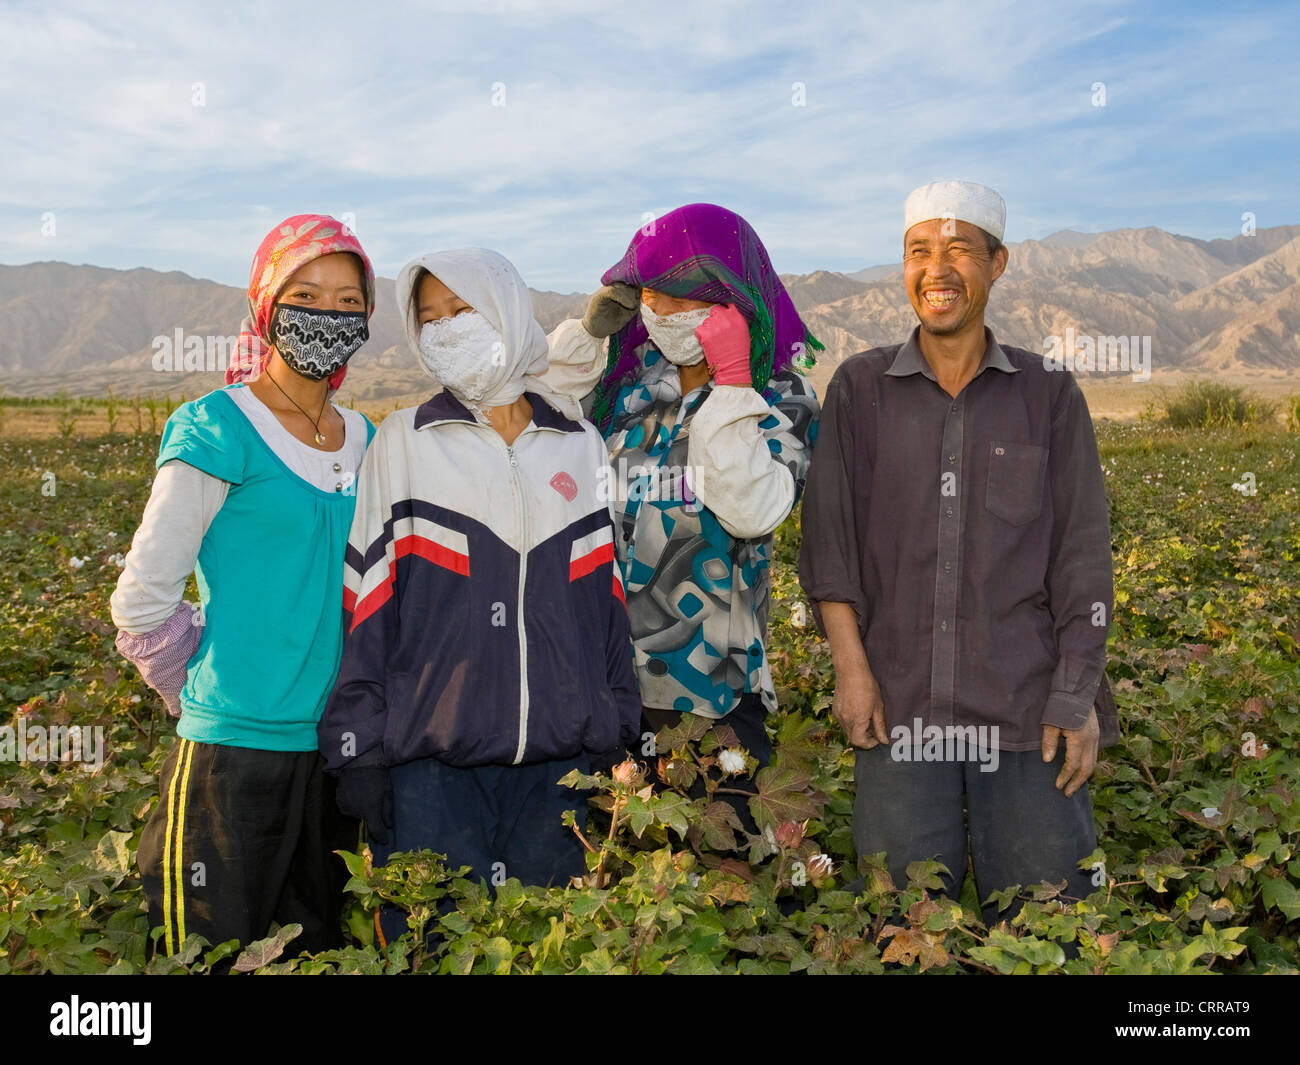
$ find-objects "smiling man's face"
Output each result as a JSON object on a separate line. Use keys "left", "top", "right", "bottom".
{"left": 902, "top": 218, "right": 1007, "bottom": 338}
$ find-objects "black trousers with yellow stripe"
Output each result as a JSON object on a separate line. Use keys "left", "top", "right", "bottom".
{"left": 137, "top": 737, "right": 357, "bottom": 959}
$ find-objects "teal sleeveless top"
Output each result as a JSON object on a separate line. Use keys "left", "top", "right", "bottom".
{"left": 156, "top": 385, "right": 376, "bottom": 751}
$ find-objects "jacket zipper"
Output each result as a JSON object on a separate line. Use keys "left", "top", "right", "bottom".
{"left": 423, "top": 413, "right": 564, "bottom": 764}
{"left": 505, "top": 441, "right": 530, "bottom": 765}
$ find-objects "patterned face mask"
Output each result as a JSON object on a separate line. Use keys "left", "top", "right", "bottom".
{"left": 268, "top": 303, "right": 369, "bottom": 380}
{"left": 639, "top": 304, "right": 713, "bottom": 366}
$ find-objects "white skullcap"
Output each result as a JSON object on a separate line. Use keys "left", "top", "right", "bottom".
{"left": 904, "top": 180, "right": 1006, "bottom": 241}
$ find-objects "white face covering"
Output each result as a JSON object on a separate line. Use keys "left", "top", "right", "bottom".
{"left": 417, "top": 311, "right": 518, "bottom": 411}
{"left": 640, "top": 303, "right": 713, "bottom": 366}
{"left": 396, "top": 248, "right": 584, "bottom": 423}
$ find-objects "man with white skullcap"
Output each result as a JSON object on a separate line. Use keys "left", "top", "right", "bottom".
{"left": 799, "top": 181, "right": 1116, "bottom": 928}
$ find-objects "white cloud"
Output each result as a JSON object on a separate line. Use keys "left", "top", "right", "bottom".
{"left": 0, "top": 0, "right": 1296, "bottom": 286}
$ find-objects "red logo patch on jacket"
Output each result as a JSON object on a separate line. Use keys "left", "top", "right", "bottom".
{"left": 549, "top": 471, "right": 578, "bottom": 501}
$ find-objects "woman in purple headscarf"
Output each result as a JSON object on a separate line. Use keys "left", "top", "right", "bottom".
{"left": 543, "top": 203, "right": 822, "bottom": 836}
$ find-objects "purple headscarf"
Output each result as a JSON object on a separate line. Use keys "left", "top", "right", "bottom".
{"left": 591, "top": 203, "right": 821, "bottom": 429}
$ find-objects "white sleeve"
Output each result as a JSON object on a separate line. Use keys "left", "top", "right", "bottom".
{"left": 684, "top": 385, "right": 796, "bottom": 540}
{"left": 110, "top": 460, "right": 228, "bottom": 634}
{"left": 540, "top": 318, "right": 608, "bottom": 406}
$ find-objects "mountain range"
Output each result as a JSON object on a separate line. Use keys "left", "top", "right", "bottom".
{"left": 2, "top": 223, "right": 1297, "bottom": 402}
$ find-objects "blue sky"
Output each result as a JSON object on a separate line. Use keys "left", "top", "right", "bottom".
{"left": 2, "top": 0, "right": 1297, "bottom": 291}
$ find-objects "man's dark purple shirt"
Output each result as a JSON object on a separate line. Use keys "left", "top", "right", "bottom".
{"left": 798, "top": 326, "right": 1116, "bottom": 751}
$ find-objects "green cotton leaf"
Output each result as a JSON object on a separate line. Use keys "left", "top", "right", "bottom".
{"left": 203, "top": 939, "right": 240, "bottom": 968}
{"left": 623, "top": 794, "right": 654, "bottom": 837}
{"left": 494, "top": 878, "right": 524, "bottom": 911}
{"left": 1009, "top": 936, "right": 1066, "bottom": 968}
{"left": 749, "top": 763, "right": 822, "bottom": 828}
{"left": 1260, "top": 876, "right": 1300, "bottom": 921}
{"left": 660, "top": 754, "right": 698, "bottom": 790}
{"left": 1253, "top": 830, "right": 1284, "bottom": 860}
{"left": 668, "top": 951, "right": 723, "bottom": 975}
{"left": 650, "top": 792, "right": 693, "bottom": 840}
{"left": 565, "top": 891, "right": 608, "bottom": 919}
{"left": 92, "top": 830, "right": 131, "bottom": 876}
{"left": 537, "top": 917, "right": 567, "bottom": 965}
{"left": 654, "top": 715, "right": 713, "bottom": 752}
{"left": 482, "top": 936, "right": 518, "bottom": 974}
{"left": 168, "top": 934, "right": 207, "bottom": 969}
{"left": 904, "top": 860, "right": 950, "bottom": 892}
{"left": 699, "top": 724, "right": 741, "bottom": 755}
{"left": 697, "top": 801, "right": 743, "bottom": 852}
{"left": 773, "top": 711, "right": 831, "bottom": 754}
{"left": 967, "top": 944, "right": 1023, "bottom": 975}
{"left": 345, "top": 905, "right": 375, "bottom": 946}
{"left": 557, "top": 768, "right": 603, "bottom": 791}
{"left": 232, "top": 923, "right": 302, "bottom": 972}
{"left": 46, "top": 820, "right": 83, "bottom": 846}
{"left": 439, "top": 910, "right": 474, "bottom": 936}
{"left": 1028, "top": 879, "right": 1068, "bottom": 902}
{"left": 577, "top": 946, "right": 619, "bottom": 974}
{"left": 337, "top": 849, "right": 370, "bottom": 879}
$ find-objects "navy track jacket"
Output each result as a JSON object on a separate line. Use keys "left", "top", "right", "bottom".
{"left": 318, "top": 391, "right": 641, "bottom": 772}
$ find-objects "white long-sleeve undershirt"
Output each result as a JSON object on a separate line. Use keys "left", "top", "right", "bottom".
{"left": 109, "top": 387, "right": 368, "bottom": 635}
{"left": 542, "top": 319, "right": 795, "bottom": 539}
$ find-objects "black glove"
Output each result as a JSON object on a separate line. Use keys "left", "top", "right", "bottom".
{"left": 581, "top": 282, "right": 641, "bottom": 339}
{"left": 335, "top": 766, "right": 394, "bottom": 846}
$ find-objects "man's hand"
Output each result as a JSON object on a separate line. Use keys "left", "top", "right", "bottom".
{"left": 817, "top": 600, "right": 888, "bottom": 750}
{"left": 1041, "top": 707, "right": 1099, "bottom": 797}
{"left": 833, "top": 666, "right": 888, "bottom": 750}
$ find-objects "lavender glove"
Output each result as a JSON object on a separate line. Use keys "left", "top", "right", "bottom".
{"left": 114, "top": 602, "right": 203, "bottom": 718}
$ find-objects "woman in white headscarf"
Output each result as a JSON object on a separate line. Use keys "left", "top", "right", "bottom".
{"left": 318, "top": 248, "right": 638, "bottom": 919}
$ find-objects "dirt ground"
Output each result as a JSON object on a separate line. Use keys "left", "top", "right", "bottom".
{"left": 2, "top": 372, "right": 1295, "bottom": 438}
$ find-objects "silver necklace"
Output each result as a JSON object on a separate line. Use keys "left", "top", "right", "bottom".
{"left": 266, "top": 371, "right": 330, "bottom": 445}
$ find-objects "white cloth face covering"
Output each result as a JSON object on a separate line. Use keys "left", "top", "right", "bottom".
{"left": 640, "top": 304, "right": 713, "bottom": 366}
{"left": 395, "top": 247, "right": 584, "bottom": 421}
{"left": 417, "top": 311, "right": 515, "bottom": 406}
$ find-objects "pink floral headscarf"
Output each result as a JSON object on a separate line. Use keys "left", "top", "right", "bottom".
{"left": 226, "top": 214, "right": 376, "bottom": 392}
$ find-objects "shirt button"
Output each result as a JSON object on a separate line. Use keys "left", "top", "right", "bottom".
{"left": 333, "top": 462, "right": 342, "bottom": 472}
{"left": 335, "top": 482, "right": 343, "bottom": 492}
{"left": 945, "top": 507, "right": 953, "bottom": 517}
{"left": 947, "top": 454, "right": 956, "bottom": 463}
{"left": 940, "top": 620, "right": 948, "bottom": 632}
{"left": 944, "top": 561, "right": 952, "bottom": 572}
{"left": 951, "top": 404, "right": 958, "bottom": 412}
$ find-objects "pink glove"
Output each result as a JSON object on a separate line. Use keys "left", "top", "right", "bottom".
{"left": 695, "top": 304, "right": 753, "bottom": 387}
{"left": 115, "top": 602, "right": 203, "bottom": 718}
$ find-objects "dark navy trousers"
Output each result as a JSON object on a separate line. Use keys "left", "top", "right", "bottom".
{"left": 371, "top": 753, "right": 591, "bottom": 943}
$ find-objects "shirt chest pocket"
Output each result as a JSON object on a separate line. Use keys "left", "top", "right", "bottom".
{"left": 984, "top": 441, "right": 1047, "bottom": 526}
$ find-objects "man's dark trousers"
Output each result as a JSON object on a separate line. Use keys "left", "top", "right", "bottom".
{"left": 853, "top": 743, "right": 1098, "bottom": 927}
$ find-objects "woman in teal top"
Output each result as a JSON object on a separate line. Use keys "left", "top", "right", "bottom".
{"left": 111, "top": 214, "right": 377, "bottom": 958}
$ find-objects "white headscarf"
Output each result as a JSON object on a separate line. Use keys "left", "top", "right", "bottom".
{"left": 395, "top": 248, "right": 581, "bottom": 420}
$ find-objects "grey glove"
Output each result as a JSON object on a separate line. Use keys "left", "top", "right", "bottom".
{"left": 581, "top": 282, "right": 641, "bottom": 339}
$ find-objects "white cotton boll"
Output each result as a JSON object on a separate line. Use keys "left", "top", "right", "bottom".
{"left": 718, "top": 748, "right": 747, "bottom": 775}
